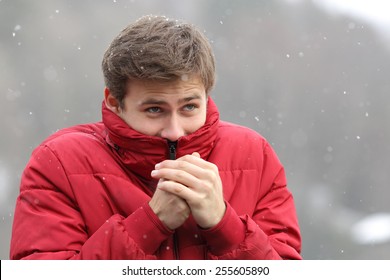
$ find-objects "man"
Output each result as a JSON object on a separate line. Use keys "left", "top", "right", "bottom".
{"left": 10, "top": 15, "right": 301, "bottom": 259}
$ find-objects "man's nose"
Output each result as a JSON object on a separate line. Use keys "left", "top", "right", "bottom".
{"left": 160, "top": 116, "right": 185, "bottom": 142}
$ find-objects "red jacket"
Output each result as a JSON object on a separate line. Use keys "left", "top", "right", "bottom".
{"left": 10, "top": 98, "right": 301, "bottom": 259}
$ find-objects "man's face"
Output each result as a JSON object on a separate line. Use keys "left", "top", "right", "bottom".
{"left": 105, "top": 75, "right": 207, "bottom": 142}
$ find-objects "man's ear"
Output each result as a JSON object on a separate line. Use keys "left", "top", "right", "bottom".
{"left": 104, "top": 88, "right": 121, "bottom": 114}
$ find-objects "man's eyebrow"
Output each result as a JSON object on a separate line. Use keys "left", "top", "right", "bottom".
{"left": 139, "top": 98, "right": 167, "bottom": 106}
{"left": 179, "top": 94, "right": 202, "bottom": 103}
{"left": 139, "top": 94, "right": 202, "bottom": 106}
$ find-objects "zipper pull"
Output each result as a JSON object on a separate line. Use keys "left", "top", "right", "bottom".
{"left": 168, "top": 141, "right": 177, "bottom": 160}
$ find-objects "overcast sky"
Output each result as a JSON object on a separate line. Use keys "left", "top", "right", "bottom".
{"left": 312, "top": 0, "right": 390, "bottom": 35}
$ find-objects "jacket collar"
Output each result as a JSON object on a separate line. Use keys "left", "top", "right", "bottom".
{"left": 102, "top": 98, "right": 220, "bottom": 184}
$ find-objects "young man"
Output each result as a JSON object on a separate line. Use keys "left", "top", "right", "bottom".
{"left": 10, "top": 15, "right": 302, "bottom": 259}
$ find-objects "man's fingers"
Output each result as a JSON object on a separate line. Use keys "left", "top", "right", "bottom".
{"left": 191, "top": 152, "right": 201, "bottom": 158}
{"left": 151, "top": 166, "right": 201, "bottom": 189}
{"left": 157, "top": 180, "right": 194, "bottom": 201}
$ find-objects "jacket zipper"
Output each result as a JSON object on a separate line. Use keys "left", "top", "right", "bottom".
{"left": 168, "top": 140, "right": 177, "bottom": 160}
{"left": 167, "top": 140, "right": 180, "bottom": 259}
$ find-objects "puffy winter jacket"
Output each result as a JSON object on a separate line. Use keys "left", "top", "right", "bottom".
{"left": 10, "top": 98, "right": 301, "bottom": 259}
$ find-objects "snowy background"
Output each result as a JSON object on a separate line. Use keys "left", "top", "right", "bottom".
{"left": 1, "top": 0, "right": 389, "bottom": 259}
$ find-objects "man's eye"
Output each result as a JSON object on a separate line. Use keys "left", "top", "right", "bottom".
{"left": 146, "top": 107, "right": 162, "bottom": 113}
{"left": 183, "top": 104, "right": 197, "bottom": 111}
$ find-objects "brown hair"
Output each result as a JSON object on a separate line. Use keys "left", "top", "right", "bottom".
{"left": 102, "top": 15, "right": 216, "bottom": 107}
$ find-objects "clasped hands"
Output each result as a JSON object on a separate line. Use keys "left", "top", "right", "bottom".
{"left": 149, "top": 152, "right": 226, "bottom": 230}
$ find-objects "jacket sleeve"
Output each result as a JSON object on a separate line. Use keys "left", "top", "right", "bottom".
{"left": 201, "top": 143, "right": 302, "bottom": 260}
{"left": 10, "top": 144, "right": 172, "bottom": 260}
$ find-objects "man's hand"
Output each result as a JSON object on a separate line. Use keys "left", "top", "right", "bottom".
{"left": 151, "top": 152, "right": 226, "bottom": 229}
{"left": 149, "top": 182, "right": 190, "bottom": 230}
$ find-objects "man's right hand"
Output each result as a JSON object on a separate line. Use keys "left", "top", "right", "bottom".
{"left": 149, "top": 181, "right": 190, "bottom": 230}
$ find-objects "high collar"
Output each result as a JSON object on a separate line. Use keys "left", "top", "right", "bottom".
{"left": 102, "top": 97, "right": 220, "bottom": 185}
